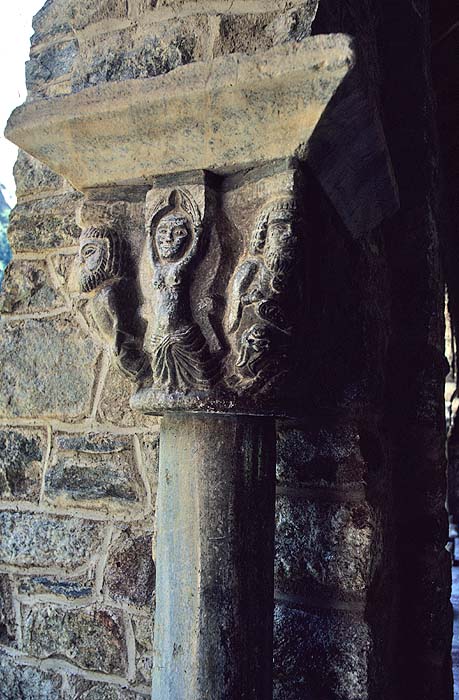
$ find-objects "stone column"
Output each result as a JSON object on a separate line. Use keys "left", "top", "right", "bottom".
{"left": 6, "top": 29, "right": 397, "bottom": 699}
{"left": 153, "top": 413, "right": 276, "bottom": 700}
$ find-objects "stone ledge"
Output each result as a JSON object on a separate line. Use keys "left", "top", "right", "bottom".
{"left": 6, "top": 34, "right": 354, "bottom": 191}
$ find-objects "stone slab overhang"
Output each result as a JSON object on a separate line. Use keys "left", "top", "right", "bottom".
{"left": 6, "top": 34, "right": 354, "bottom": 192}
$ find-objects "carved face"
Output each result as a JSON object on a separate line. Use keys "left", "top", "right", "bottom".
{"left": 155, "top": 214, "right": 191, "bottom": 262}
{"left": 79, "top": 235, "right": 111, "bottom": 292}
{"left": 264, "top": 212, "right": 297, "bottom": 289}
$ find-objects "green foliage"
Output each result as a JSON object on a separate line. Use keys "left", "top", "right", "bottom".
{"left": 0, "top": 189, "right": 12, "bottom": 287}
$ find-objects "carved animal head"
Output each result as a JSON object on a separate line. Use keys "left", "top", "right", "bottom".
{"left": 79, "top": 226, "right": 123, "bottom": 293}
{"left": 150, "top": 189, "right": 202, "bottom": 265}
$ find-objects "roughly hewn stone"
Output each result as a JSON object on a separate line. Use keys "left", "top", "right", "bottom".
{"left": 97, "top": 360, "right": 158, "bottom": 428}
{"left": 273, "top": 604, "right": 371, "bottom": 700}
{"left": 68, "top": 676, "right": 145, "bottom": 700}
{"left": 0, "top": 260, "right": 63, "bottom": 315}
{"left": 0, "top": 576, "right": 15, "bottom": 646}
{"left": 0, "top": 512, "right": 104, "bottom": 570}
{"left": 214, "top": 13, "right": 278, "bottom": 56}
{"left": 72, "top": 17, "right": 209, "bottom": 93}
{"left": 276, "top": 423, "right": 366, "bottom": 487}
{"left": 0, "top": 318, "right": 99, "bottom": 419}
{"left": 22, "top": 604, "right": 127, "bottom": 674}
{"left": 17, "top": 573, "right": 94, "bottom": 601}
{"left": 105, "top": 529, "right": 155, "bottom": 607}
{"left": 139, "top": 432, "right": 160, "bottom": 493}
{"left": 0, "top": 428, "right": 46, "bottom": 502}
{"left": 31, "top": 0, "right": 129, "bottom": 46}
{"left": 7, "top": 192, "right": 82, "bottom": 251}
{"left": 0, "top": 656, "right": 62, "bottom": 700}
{"left": 26, "top": 39, "right": 78, "bottom": 94}
{"left": 44, "top": 432, "right": 146, "bottom": 512}
{"left": 275, "top": 496, "right": 376, "bottom": 599}
{"left": 14, "top": 150, "right": 63, "bottom": 198}
{"left": 133, "top": 615, "right": 154, "bottom": 684}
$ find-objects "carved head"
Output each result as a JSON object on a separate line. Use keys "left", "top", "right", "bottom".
{"left": 150, "top": 189, "right": 201, "bottom": 265}
{"left": 155, "top": 213, "right": 191, "bottom": 261}
{"left": 79, "top": 226, "right": 123, "bottom": 293}
{"left": 251, "top": 196, "right": 299, "bottom": 291}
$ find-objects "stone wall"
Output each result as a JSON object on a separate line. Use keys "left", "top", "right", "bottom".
{"left": 0, "top": 1, "right": 452, "bottom": 699}
{"left": 0, "top": 149, "right": 158, "bottom": 696}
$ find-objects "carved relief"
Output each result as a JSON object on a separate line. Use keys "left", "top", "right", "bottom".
{"left": 146, "top": 189, "right": 218, "bottom": 392}
{"left": 226, "top": 195, "right": 302, "bottom": 395}
{"left": 79, "top": 224, "right": 150, "bottom": 382}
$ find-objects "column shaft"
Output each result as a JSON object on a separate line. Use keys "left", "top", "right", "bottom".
{"left": 152, "top": 413, "right": 276, "bottom": 700}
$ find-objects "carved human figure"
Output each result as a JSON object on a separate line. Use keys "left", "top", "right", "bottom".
{"left": 147, "top": 189, "right": 217, "bottom": 391}
{"left": 79, "top": 225, "right": 150, "bottom": 381}
{"left": 226, "top": 195, "right": 301, "bottom": 393}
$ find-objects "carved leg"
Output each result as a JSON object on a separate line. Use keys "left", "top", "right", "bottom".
{"left": 152, "top": 413, "right": 276, "bottom": 700}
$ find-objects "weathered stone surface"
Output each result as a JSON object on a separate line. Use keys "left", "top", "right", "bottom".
{"left": 276, "top": 423, "right": 366, "bottom": 487}
{"left": 72, "top": 17, "right": 209, "bottom": 93}
{"left": 139, "top": 433, "right": 160, "bottom": 494}
{"left": 14, "top": 150, "right": 63, "bottom": 198}
{"left": 7, "top": 192, "right": 82, "bottom": 251}
{"left": 0, "top": 318, "right": 99, "bottom": 419}
{"left": 214, "top": 13, "right": 278, "bottom": 56}
{"left": 273, "top": 604, "right": 371, "bottom": 700}
{"left": 275, "top": 496, "right": 376, "bottom": 599}
{"left": 0, "top": 260, "right": 63, "bottom": 315}
{"left": 44, "top": 432, "right": 146, "bottom": 512}
{"left": 31, "top": 0, "right": 129, "bottom": 46}
{"left": 97, "top": 361, "right": 159, "bottom": 428}
{"left": 17, "top": 573, "right": 94, "bottom": 601}
{"left": 0, "top": 576, "right": 15, "bottom": 646}
{"left": 133, "top": 615, "right": 154, "bottom": 684}
{"left": 0, "top": 428, "right": 46, "bottom": 502}
{"left": 6, "top": 35, "right": 354, "bottom": 190}
{"left": 105, "top": 529, "right": 155, "bottom": 607}
{"left": 0, "top": 512, "right": 104, "bottom": 570}
{"left": 68, "top": 676, "right": 145, "bottom": 700}
{"left": 26, "top": 39, "right": 78, "bottom": 95}
{"left": 214, "top": 5, "right": 317, "bottom": 57}
{"left": 0, "top": 656, "right": 62, "bottom": 700}
{"left": 22, "top": 604, "right": 127, "bottom": 674}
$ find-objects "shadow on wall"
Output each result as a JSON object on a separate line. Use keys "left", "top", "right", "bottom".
{"left": 0, "top": 186, "right": 11, "bottom": 287}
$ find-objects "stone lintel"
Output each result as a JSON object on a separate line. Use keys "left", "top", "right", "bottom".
{"left": 5, "top": 34, "right": 354, "bottom": 192}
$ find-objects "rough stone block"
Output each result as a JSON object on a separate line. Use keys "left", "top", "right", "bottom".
{"left": 0, "top": 260, "right": 63, "bottom": 315}
{"left": 0, "top": 428, "right": 46, "bottom": 502}
{"left": 0, "top": 512, "right": 104, "bottom": 570}
{"left": 0, "top": 575, "right": 16, "bottom": 646}
{"left": 7, "top": 192, "right": 82, "bottom": 251}
{"left": 68, "top": 676, "right": 146, "bottom": 699}
{"left": 31, "top": 0, "right": 128, "bottom": 45}
{"left": 0, "top": 655, "right": 62, "bottom": 700}
{"left": 273, "top": 604, "right": 371, "bottom": 700}
{"left": 26, "top": 39, "right": 78, "bottom": 94}
{"left": 133, "top": 615, "right": 153, "bottom": 684}
{"left": 44, "top": 432, "right": 147, "bottom": 512}
{"left": 276, "top": 422, "right": 366, "bottom": 488}
{"left": 72, "top": 16, "right": 208, "bottom": 93}
{"left": 22, "top": 604, "right": 127, "bottom": 674}
{"left": 14, "top": 150, "right": 63, "bottom": 198}
{"left": 275, "top": 496, "right": 376, "bottom": 599}
{"left": 214, "top": 13, "right": 278, "bottom": 56}
{"left": 139, "top": 432, "right": 160, "bottom": 494}
{"left": 17, "top": 572, "right": 94, "bottom": 601}
{"left": 0, "top": 318, "right": 99, "bottom": 420}
{"left": 97, "top": 360, "right": 159, "bottom": 429}
{"left": 105, "top": 529, "right": 155, "bottom": 607}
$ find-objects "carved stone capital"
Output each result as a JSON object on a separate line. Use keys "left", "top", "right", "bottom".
{"left": 131, "top": 166, "right": 308, "bottom": 417}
